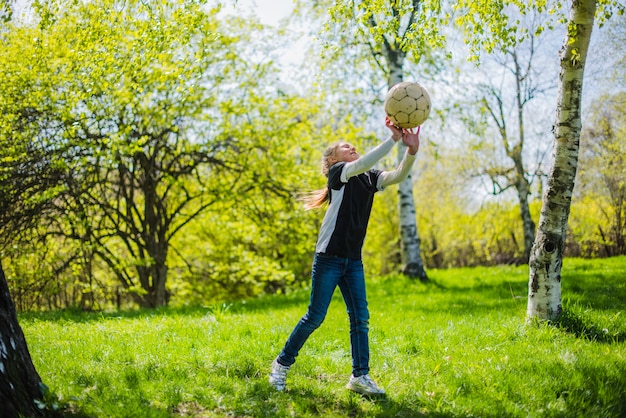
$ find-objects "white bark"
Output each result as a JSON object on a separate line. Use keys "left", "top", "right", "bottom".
{"left": 396, "top": 150, "right": 427, "bottom": 279}
{"left": 388, "top": 68, "right": 428, "bottom": 281}
{"left": 527, "top": 0, "right": 597, "bottom": 321}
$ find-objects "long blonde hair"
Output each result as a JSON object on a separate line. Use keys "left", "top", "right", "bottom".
{"left": 300, "top": 143, "right": 341, "bottom": 210}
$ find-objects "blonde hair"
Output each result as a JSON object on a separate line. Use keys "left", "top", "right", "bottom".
{"left": 300, "top": 143, "right": 341, "bottom": 210}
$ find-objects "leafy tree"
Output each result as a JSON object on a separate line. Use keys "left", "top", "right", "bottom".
{"left": 167, "top": 95, "right": 335, "bottom": 304}
{"left": 304, "top": 0, "right": 445, "bottom": 281}
{"left": 0, "top": 263, "right": 49, "bottom": 417}
{"left": 0, "top": 1, "right": 53, "bottom": 415}
{"left": 454, "top": 0, "right": 623, "bottom": 320}
{"left": 0, "top": 0, "right": 296, "bottom": 307}
{"left": 526, "top": 0, "right": 606, "bottom": 321}
{"left": 366, "top": 0, "right": 441, "bottom": 282}
{"left": 407, "top": 143, "right": 542, "bottom": 267}
{"left": 297, "top": 0, "right": 450, "bottom": 281}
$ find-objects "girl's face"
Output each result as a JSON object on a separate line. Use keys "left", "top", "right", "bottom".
{"left": 330, "top": 142, "right": 359, "bottom": 164}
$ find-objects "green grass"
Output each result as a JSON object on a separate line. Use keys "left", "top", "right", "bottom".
{"left": 20, "top": 257, "right": 626, "bottom": 417}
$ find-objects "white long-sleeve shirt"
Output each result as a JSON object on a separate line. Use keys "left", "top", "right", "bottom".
{"left": 316, "top": 137, "right": 417, "bottom": 259}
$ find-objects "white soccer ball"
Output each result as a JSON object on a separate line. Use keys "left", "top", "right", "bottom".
{"left": 384, "top": 81, "right": 431, "bottom": 128}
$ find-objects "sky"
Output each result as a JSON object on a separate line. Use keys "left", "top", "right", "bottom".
{"left": 254, "top": 0, "right": 295, "bottom": 26}
{"left": 226, "top": 0, "right": 311, "bottom": 78}
{"left": 233, "top": 0, "right": 295, "bottom": 26}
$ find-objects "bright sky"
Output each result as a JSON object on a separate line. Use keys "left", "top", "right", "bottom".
{"left": 229, "top": 0, "right": 310, "bottom": 75}
{"left": 256, "top": 0, "right": 295, "bottom": 26}
{"left": 235, "top": 0, "right": 295, "bottom": 26}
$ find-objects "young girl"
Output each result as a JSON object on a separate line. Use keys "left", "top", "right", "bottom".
{"left": 269, "top": 117, "right": 421, "bottom": 396}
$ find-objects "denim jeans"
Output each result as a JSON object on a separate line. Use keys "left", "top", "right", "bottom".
{"left": 277, "top": 253, "right": 370, "bottom": 377}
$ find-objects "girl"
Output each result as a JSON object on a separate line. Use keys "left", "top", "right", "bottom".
{"left": 269, "top": 117, "right": 421, "bottom": 396}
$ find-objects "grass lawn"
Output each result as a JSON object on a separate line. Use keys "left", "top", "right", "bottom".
{"left": 20, "top": 257, "right": 626, "bottom": 417}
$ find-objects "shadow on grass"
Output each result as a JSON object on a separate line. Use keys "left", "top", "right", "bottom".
{"left": 17, "top": 288, "right": 312, "bottom": 323}
{"left": 555, "top": 305, "right": 626, "bottom": 343}
{"left": 253, "top": 382, "right": 460, "bottom": 418}
{"left": 20, "top": 258, "right": 625, "bottom": 339}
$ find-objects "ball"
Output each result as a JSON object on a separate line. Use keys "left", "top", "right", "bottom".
{"left": 384, "top": 81, "right": 431, "bottom": 128}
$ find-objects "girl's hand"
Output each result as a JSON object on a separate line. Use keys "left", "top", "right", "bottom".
{"left": 385, "top": 116, "right": 403, "bottom": 141}
{"left": 402, "top": 126, "right": 420, "bottom": 155}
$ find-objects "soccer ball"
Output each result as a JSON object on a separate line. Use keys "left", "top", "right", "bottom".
{"left": 384, "top": 81, "right": 431, "bottom": 128}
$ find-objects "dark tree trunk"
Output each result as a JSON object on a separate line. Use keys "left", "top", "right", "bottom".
{"left": 0, "top": 262, "right": 45, "bottom": 418}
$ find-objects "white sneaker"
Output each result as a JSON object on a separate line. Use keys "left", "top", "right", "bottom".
{"left": 346, "top": 374, "right": 386, "bottom": 396}
{"left": 269, "top": 359, "right": 290, "bottom": 391}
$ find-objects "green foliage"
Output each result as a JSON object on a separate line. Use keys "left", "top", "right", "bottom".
{"left": 453, "top": 0, "right": 565, "bottom": 61}
{"left": 167, "top": 202, "right": 313, "bottom": 305}
{"left": 596, "top": 0, "right": 626, "bottom": 25}
{"left": 0, "top": 0, "right": 334, "bottom": 308}
{"left": 417, "top": 198, "right": 540, "bottom": 267}
{"left": 334, "top": 0, "right": 448, "bottom": 60}
{"left": 571, "top": 92, "right": 626, "bottom": 257}
{"left": 453, "top": 0, "right": 624, "bottom": 62}
{"left": 2, "top": 230, "right": 107, "bottom": 311}
{"left": 367, "top": 148, "right": 543, "bottom": 270}
{"left": 307, "top": 0, "right": 449, "bottom": 78}
{"left": 20, "top": 257, "right": 626, "bottom": 417}
{"left": 2, "top": 0, "right": 625, "bottom": 311}
{"left": 3, "top": 0, "right": 262, "bottom": 306}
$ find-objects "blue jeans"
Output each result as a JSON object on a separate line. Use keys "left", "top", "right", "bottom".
{"left": 277, "top": 253, "right": 370, "bottom": 377}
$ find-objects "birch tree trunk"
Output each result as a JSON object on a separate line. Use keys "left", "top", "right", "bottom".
{"left": 527, "top": 0, "right": 597, "bottom": 321}
{"left": 325, "top": 0, "right": 432, "bottom": 281}
{"left": 388, "top": 59, "right": 428, "bottom": 282}
{"left": 0, "top": 262, "right": 45, "bottom": 417}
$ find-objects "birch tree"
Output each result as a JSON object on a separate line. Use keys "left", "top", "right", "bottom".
{"left": 313, "top": 0, "right": 448, "bottom": 281}
{"left": 455, "top": 0, "right": 622, "bottom": 320}
{"left": 526, "top": 0, "right": 600, "bottom": 321}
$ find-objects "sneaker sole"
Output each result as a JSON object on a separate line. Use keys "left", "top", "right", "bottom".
{"left": 346, "top": 383, "right": 386, "bottom": 397}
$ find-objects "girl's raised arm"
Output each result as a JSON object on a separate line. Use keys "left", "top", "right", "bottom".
{"left": 341, "top": 117, "right": 403, "bottom": 182}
